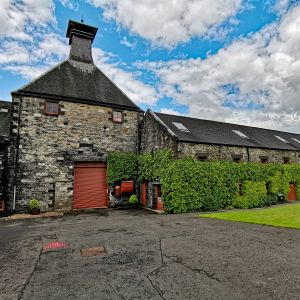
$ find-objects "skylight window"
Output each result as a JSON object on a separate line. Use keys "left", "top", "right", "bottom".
{"left": 232, "top": 130, "right": 248, "bottom": 139}
{"left": 275, "top": 135, "right": 288, "bottom": 143}
{"left": 172, "top": 122, "right": 190, "bottom": 132}
{"left": 292, "top": 138, "right": 300, "bottom": 144}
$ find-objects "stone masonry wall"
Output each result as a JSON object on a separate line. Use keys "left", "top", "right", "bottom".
{"left": 140, "top": 111, "right": 178, "bottom": 154}
{"left": 178, "top": 142, "right": 300, "bottom": 163}
{"left": 11, "top": 96, "right": 140, "bottom": 212}
{"left": 0, "top": 142, "right": 9, "bottom": 202}
{"left": 248, "top": 148, "right": 299, "bottom": 163}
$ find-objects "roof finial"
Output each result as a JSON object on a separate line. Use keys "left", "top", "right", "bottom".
{"left": 81, "top": 16, "right": 84, "bottom": 23}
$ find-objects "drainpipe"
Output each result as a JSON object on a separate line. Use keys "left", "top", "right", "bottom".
{"left": 12, "top": 95, "right": 23, "bottom": 212}
{"left": 12, "top": 186, "right": 16, "bottom": 211}
{"left": 246, "top": 147, "right": 250, "bottom": 162}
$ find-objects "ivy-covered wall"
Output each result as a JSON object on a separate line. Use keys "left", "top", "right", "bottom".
{"left": 138, "top": 150, "right": 300, "bottom": 213}
{"left": 107, "top": 150, "right": 300, "bottom": 213}
{"left": 107, "top": 152, "right": 137, "bottom": 185}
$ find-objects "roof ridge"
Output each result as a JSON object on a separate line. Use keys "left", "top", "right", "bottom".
{"left": 12, "top": 59, "right": 141, "bottom": 111}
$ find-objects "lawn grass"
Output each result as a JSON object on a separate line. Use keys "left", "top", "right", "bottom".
{"left": 199, "top": 202, "right": 300, "bottom": 230}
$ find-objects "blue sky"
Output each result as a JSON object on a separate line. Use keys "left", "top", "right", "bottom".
{"left": 1, "top": 0, "right": 300, "bottom": 132}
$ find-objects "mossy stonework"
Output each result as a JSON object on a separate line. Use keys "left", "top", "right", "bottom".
{"left": 9, "top": 96, "right": 140, "bottom": 212}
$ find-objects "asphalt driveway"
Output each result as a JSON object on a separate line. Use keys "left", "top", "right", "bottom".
{"left": 1, "top": 209, "right": 299, "bottom": 300}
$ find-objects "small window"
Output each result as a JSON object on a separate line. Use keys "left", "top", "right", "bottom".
{"left": 233, "top": 157, "right": 241, "bottom": 163}
{"left": 45, "top": 101, "right": 59, "bottom": 116}
{"left": 198, "top": 155, "right": 208, "bottom": 162}
{"left": 261, "top": 157, "right": 268, "bottom": 164}
{"left": 232, "top": 130, "right": 248, "bottom": 139}
{"left": 232, "top": 155, "right": 242, "bottom": 163}
{"left": 112, "top": 111, "right": 123, "bottom": 123}
{"left": 275, "top": 135, "right": 288, "bottom": 143}
{"left": 292, "top": 138, "right": 300, "bottom": 144}
{"left": 172, "top": 122, "right": 190, "bottom": 132}
{"left": 283, "top": 157, "right": 289, "bottom": 164}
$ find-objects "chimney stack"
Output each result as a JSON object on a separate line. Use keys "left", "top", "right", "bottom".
{"left": 66, "top": 20, "right": 98, "bottom": 64}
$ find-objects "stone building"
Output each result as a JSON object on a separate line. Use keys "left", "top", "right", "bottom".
{"left": 0, "top": 101, "right": 11, "bottom": 212}
{"left": 140, "top": 109, "right": 300, "bottom": 209}
{"left": 4, "top": 20, "right": 300, "bottom": 213}
{"left": 8, "top": 20, "right": 142, "bottom": 212}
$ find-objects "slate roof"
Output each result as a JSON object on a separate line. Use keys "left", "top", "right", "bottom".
{"left": 12, "top": 59, "right": 140, "bottom": 111}
{"left": 0, "top": 100, "right": 11, "bottom": 138}
{"left": 153, "top": 111, "right": 300, "bottom": 151}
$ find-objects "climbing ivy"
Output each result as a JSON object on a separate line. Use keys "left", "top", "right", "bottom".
{"left": 107, "top": 152, "right": 137, "bottom": 185}
{"left": 108, "top": 150, "right": 300, "bottom": 213}
{"left": 138, "top": 149, "right": 173, "bottom": 181}
{"left": 156, "top": 154, "right": 300, "bottom": 213}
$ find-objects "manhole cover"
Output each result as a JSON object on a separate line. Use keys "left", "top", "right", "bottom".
{"left": 43, "top": 241, "right": 70, "bottom": 251}
{"left": 81, "top": 246, "right": 106, "bottom": 257}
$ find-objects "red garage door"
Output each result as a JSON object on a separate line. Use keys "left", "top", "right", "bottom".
{"left": 73, "top": 162, "right": 108, "bottom": 209}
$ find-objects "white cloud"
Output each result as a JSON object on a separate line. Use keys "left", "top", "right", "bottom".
{"left": 89, "top": 0, "right": 243, "bottom": 47}
{"left": 59, "top": 0, "right": 80, "bottom": 11}
{"left": 0, "top": 0, "right": 55, "bottom": 40}
{"left": 0, "top": 33, "right": 69, "bottom": 76}
{"left": 93, "top": 48, "right": 158, "bottom": 105}
{"left": 32, "top": 34, "right": 69, "bottom": 63}
{"left": 160, "top": 108, "right": 182, "bottom": 116}
{"left": 138, "top": 5, "right": 300, "bottom": 133}
{"left": 4, "top": 65, "right": 49, "bottom": 80}
{"left": 273, "top": 0, "right": 290, "bottom": 14}
{"left": 0, "top": 41, "right": 29, "bottom": 64}
{"left": 120, "top": 36, "right": 136, "bottom": 49}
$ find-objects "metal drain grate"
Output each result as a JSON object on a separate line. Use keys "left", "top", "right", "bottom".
{"left": 43, "top": 241, "right": 70, "bottom": 251}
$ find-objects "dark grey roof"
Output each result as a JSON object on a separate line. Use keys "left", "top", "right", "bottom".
{"left": 154, "top": 111, "right": 300, "bottom": 151}
{"left": 13, "top": 59, "right": 140, "bottom": 111}
{"left": 0, "top": 100, "right": 11, "bottom": 138}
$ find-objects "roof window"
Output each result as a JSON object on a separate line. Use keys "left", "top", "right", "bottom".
{"left": 172, "top": 122, "right": 190, "bottom": 132}
{"left": 232, "top": 130, "right": 248, "bottom": 139}
{"left": 291, "top": 138, "right": 300, "bottom": 144}
{"left": 275, "top": 135, "right": 288, "bottom": 143}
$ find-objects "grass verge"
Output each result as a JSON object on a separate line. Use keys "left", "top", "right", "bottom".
{"left": 199, "top": 202, "right": 300, "bottom": 230}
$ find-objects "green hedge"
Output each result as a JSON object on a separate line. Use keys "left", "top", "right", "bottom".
{"left": 138, "top": 149, "right": 173, "bottom": 181}
{"left": 108, "top": 150, "right": 300, "bottom": 213}
{"left": 233, "top": 181, "right": 267, "bottom": 209}
{"left": 107, "top": 152, "right": 137, "bottom": 185}
{"left": 158, "top": 157, "right": 300, "bottom": 213}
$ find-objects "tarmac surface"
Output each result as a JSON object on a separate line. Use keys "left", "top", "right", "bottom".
{"left": 1, "top": 209, "right": 299, "bottom": 300}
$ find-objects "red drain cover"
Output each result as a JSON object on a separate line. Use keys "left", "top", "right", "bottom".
{"left": 43, "top": 241, "right": 70, "bottom": 251}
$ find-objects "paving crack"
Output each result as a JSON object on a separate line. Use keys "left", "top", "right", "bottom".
{"left": 145, "top": 239, "right": 166, "bottom": 300}
{"left": 17, "top": 245, "right": 42, "bottom": 299}
{"left": 146, "top": 273, "right": 166, "bottom": 300}
{"left": 164, "top": 253, "right": 220, "bottom": 282}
